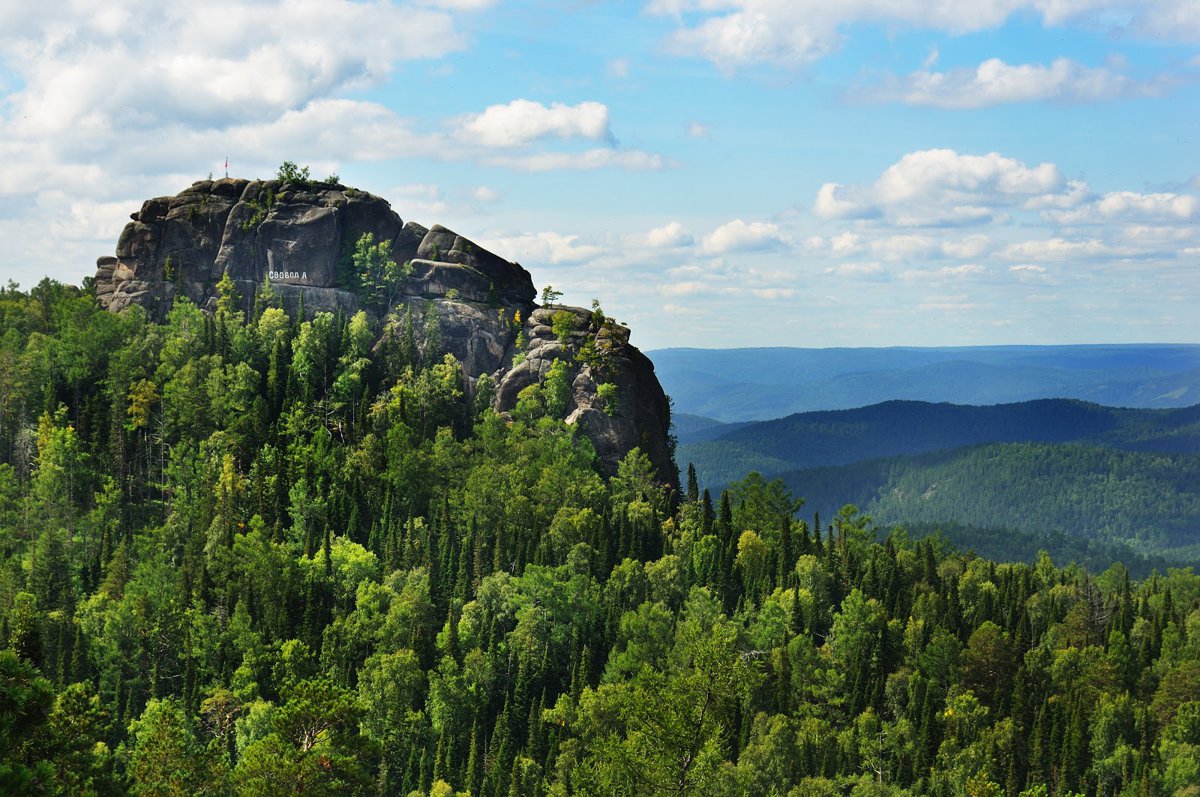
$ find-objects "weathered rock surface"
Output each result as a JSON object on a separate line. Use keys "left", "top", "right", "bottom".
{"left": 95, "top": 178, "right": 534, "bottom": 318}
{"left": 495, "top": 307, "right": 675, "bottom": 484}
{"left": 95, "top": 179, "right": 675, "bottom": 488}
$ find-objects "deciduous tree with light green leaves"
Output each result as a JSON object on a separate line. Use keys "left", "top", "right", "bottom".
{"left": 354, "top": 233, "right": 411, "bottom": 312}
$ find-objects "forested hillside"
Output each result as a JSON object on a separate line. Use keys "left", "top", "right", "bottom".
{"left": 778, "top": 444, "right": 1200, "bottom": 567}
{"left": 2, "top": 281, "right": 1200, "bottom": 796}
{"left": 680, "top": 399, "right": 1200, "bottom": 490}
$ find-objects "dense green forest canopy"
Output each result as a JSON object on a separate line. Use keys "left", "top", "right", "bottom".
{"left": 1, "top": 279, "right": 1199, "bottom": 796}
{"left": 775, "top": 443, "right": 1200, "bottom": 568}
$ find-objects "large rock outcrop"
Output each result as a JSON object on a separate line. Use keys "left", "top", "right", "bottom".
{"left": 95, "top": 177, "right": 535, "bottom": 318}
{"left": 95, "top": 178, "right": 676, "bottom": 487}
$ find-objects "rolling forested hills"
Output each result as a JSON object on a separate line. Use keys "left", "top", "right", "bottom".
{"left": 680, "top": 399, "right": 1200, "bottom": 490}
{"left": 677, "top": 400, "right": 1200, "bottom": 567}
{"left": 651, "top": 344, "right": 1200, "bottom": 422}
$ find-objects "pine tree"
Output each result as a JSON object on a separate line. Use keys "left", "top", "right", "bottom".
{"left": 1058, "top": 695, "right": 1087, "bottom": 793}
{"left": 922, "top": 540, "right": 939, "bottom": 588}
{"left": 717, "top": 491, "right": 734, "bottom": 548}
{"left": 433, "top": 727, "right": 450, "bottom": 785}
{"left": 456, "top": 527, "right": 473, "bottom": 602}
{"left": 493, "top": 523, "right": 505, "bottom": 574}
{"left": 777, "top": 637, "right": 792, "bottom": 715}
{"left": 796, "top": 518, "right": 810, "bottom": 556}
{"left": 776, "top": 515, "right": 793, "bottom": 590}
{"left": 465, "top": 719, "right": 484, "bottom": 797}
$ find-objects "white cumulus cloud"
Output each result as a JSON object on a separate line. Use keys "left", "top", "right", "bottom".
{"left": 829, "top": 232, "right": 866, "bottom": 256}
{"left": 813, "top": 183, "right": 877, "bottom": 220}
{"left": 481, "top": 149, "right": 666, "bottom": 172}
{"left": 1, "top": 1, "right": 465, "bottom": 136}
{"left": 940, "top": 264, "right": 986, "bottom": 277}
{"left": 941, "top": 235, "right": 993, "bottom": 259}
{"left": 1002, "top": 237, "right": 1118, "bottom": 261}
{"left": 641, "top": 221, "right": 695, "bottom": 248}
{"left": 456, "top": 99, "right": 613, "bottom": 148}
{"left": 876, "top": 149, "right": 1062, "bottom": 203}
{"left": 645, "top": 0, "right": 1014, "bottom": 69}
{"left": 481, "top": 231, "right": 605, "bottom": 265}
{"left": 814, "top": 148, "right": 1071, "bottom": 227}
{"left": 700, "top": 219, "right": 788, "bottom": 253}
{"left": 1044, "top": 191, "right": 1200, "bottom": 224}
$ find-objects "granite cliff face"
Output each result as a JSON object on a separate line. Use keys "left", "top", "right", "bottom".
{"left": 95, "top": 177, "right": 534, "bottom": 317}
{"left": 94, "top": 178, "right": 675, "bottom": 486}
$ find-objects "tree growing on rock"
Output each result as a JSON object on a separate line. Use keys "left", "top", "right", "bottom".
{"left": 354, "top": 233, "right": 411, "bottom": 312}
{"left": 551, "top": 310, "right": 578, "bottom": 344}
{"left": 275, "top": 161, "right": 311, "bottom": 185}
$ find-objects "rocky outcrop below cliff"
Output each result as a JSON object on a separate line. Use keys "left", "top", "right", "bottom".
{"left": 508, "top": 307, "right": 674, "bottom": 485}
{"left": 393, "top": 301, "right": 675, "bottom": 483}
{"left": 94, "top": 178, "right": 675, "bottom": 487}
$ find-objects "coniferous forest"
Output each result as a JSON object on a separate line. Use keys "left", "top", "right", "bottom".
{"left": 2, "top": 278, "right": 1200, "bottom": 797}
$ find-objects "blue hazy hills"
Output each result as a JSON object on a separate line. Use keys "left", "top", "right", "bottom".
{"left": 654, "top": 345, "right": 1200, "bottom": 569}
{"left": 650, "top": 343, "right": 1200, "bottom": 423}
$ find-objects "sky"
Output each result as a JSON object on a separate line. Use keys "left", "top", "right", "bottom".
{"left": 1, "top": 0, "right": 1198, "bottom": 350}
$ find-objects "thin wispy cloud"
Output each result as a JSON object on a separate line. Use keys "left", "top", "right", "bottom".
{"left": 862, "top": 57, "right": 1173, "bottom": 108}
{"left": 647, "top": 0, "right": 1200, "bottom": 71}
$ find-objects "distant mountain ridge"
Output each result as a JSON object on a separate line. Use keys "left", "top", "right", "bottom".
{"left": 680, "top": 398, "right": 1200, "bottom": 490}
{"left": 650, "top": 344, "right": 1200, "bottom": 422}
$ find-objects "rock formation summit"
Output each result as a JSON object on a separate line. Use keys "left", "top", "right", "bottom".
{"left": 94, "top": 177, "right": 675, "bottom": 486}
{"left": 95, "top": 177, "right": 535, "bottom": 316}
